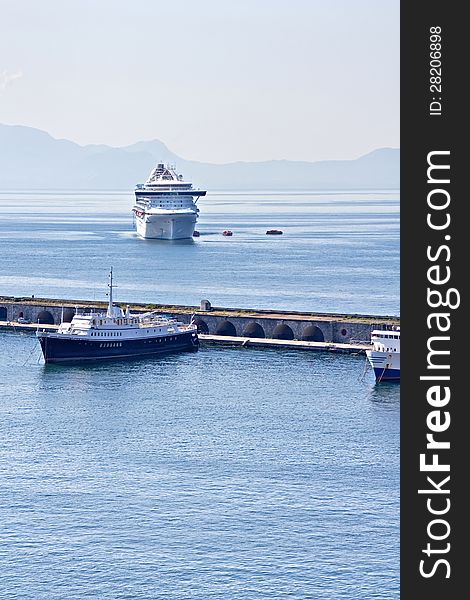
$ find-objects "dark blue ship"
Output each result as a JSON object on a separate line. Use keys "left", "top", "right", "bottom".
{"left": 37, "top": 270, "right": 199, "bottom": 364}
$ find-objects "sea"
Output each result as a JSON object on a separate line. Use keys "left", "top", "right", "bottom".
{"left": 0, "top": 190, "right": 399, "bottom": 599}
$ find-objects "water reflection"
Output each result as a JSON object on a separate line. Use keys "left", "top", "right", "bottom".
{"left": 368, "top": 380, "right": 400, "bottom": 406}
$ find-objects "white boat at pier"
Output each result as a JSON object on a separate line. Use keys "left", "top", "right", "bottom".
{"left": 366, "top": 327, "right": 400, "bottom": 382}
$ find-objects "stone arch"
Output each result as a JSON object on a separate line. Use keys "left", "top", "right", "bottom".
{"left": 272, "top": 323, "right": 294, "bottom": 340}
{"left": 301, "top": 324, "right": 325, "bottom": 342}
{"left": 37, "top": 310, "right": 55, "bottom": 325}
{"left": 192, "top": 317, "right": 209, "bottom": 334}
{"left": 0, "top": 307, "right": 7, "bottom": 321}
{"left": 63, "top": 308, "right": 75, "bottom": 323}
{"left": 242, "top": 321, "right": 265, "bottom": 338}
{"left": 216, "top": 320, "right": 236, "bottom": 336}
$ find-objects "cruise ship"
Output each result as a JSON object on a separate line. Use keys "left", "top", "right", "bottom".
{"left": 366, "top": 327, "right": 400, "bottom": 382}
{"left": 132, "top": 163, "right": 206, "bottom": 239}
{"left": 37, "top": 270, "right": 199, "bottom": 363}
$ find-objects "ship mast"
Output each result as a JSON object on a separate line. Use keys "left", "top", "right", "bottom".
{"left": 107, "top": 267, "right": 113, "bottom": 317}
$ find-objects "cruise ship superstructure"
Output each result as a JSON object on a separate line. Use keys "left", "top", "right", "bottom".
{"left": 133, "top": 163, "right": 206, "bottom": 239}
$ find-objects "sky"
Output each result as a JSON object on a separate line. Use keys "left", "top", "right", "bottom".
{"left": 0, "top": 0, "right": 399, "bottom": 163}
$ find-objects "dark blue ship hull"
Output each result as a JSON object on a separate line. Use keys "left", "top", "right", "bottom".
{"left": 38, "top": 330, "right": 199, "bottom": 364}
{"left": 373, "top": 367, "right": 400, "bottom": 382}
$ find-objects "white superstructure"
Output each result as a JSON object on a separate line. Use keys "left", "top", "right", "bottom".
{"left": 133, "top": 163, "right": 206, "bottom": 240}
{"left": 366, "top": 327, "right": 400, "bottom": 382}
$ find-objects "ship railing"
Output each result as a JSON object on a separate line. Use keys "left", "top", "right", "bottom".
{"left": 140, "top": 310, "right": 177, "bottom": 319}
{"left": 139, "top": 316, "right": 179, "bottom": 326}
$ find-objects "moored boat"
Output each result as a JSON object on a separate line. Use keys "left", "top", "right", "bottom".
{"left": 366, "top": 327, "right": 400, "bottom": 382}
{"left": 36, "top": 270, "right": 199, "bottom": 363}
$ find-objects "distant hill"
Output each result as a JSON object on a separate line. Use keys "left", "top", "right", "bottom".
{"left": 0, "top": 124, "right": 399, "bottom": 191}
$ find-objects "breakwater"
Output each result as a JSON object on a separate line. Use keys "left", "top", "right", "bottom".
{"left": 0, "top": 296, "right": 399, "bottom": 345}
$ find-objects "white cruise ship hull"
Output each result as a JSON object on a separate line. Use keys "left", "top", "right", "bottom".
{"left": 135, "top": 212, "right": 197, "bottom": 240}
{"left": 366, "top": 349, "right": 400, "bottom": 382}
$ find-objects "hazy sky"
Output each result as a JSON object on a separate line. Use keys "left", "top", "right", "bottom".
{"left": 0, "top": 0, "right": 399, "bottom": 163}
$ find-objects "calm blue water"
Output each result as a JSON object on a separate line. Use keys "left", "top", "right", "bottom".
{"left": 0, "top": 332, "right": 399, "bottom": 599}
{"left": 0, "top": 191, "right": 399, "bottom": 315}
{"left": 0, "top": 190, "right": 399, "bottom": 598}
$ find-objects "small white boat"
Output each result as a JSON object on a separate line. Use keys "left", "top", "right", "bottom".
{"left": 366, "top": 327, "right": 400, "bottom": 382}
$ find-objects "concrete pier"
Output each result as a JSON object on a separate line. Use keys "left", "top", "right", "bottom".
{"left": 199, "top": 334, "right": 370, "bottom": 354}
{"left": 0, "top": 295, "right": 399, "bottom": 349}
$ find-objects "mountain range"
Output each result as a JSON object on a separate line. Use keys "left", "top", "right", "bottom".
{"left": 0, "top": 124, "right": 399, "bottom": 191}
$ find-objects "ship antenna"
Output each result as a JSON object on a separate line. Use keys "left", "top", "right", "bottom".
{"left": 107, "top": 267, "right": 113, "bottom": 317}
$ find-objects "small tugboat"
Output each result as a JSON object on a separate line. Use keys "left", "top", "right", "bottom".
{"left": 266, "top": 229, "right": 283, "bottom": 235}
{"left": 222, "top": 230, "right": 233, "bottom": 236}
{"left": 37, "top": 269, "right": 199, "bottom": 364}
{"left": 366, "top": 327, "right": 400, "bottom": 382}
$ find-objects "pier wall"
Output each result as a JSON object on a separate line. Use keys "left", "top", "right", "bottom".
{"left": 0, "top": 297, "right": 399, "bottom": 344}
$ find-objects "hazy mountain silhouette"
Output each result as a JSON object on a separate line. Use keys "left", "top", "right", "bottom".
{"left": 0, "top": 124, "right": 399, "bottom": 191}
